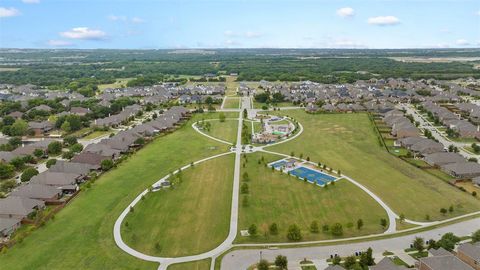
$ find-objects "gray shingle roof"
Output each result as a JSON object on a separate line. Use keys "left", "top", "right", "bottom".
{"left": 0, "top": 196, "right": 45, "bottom": 218}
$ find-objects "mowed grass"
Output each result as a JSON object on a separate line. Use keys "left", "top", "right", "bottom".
{"left": 0, "top": 115, "right": 228, "bottom": 270}
{"left": 122, "top": 154, "right": 235, "bottom": 257}
{"left": 168, "top": 259, "right": 211, "bottom": 270}
{"left": 204, "top": 119, "right": 239, "bottom": 143}
{"left": 236, "top": 152, "right": 388, "bottom": 243}
{"left": 268, "top": 111, "right": 480, "bottom": 221}
{"left": 223, "top": 97, "right": 240, "bottom": 109}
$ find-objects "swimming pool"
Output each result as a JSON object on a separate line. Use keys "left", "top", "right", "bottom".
{"left": 290, "top": 166, "right": 336, "bottom": 186}
{"left": 270, "top": 160, "right": 287, "bottom": 168}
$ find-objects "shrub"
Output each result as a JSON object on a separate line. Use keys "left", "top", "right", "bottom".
{"left": 286, "top": 224, "right": 302, "bottom": 241}
{"left": 21, "top": 167, "right": 38, "bottom": 182}
{"left": 46, "top": 159, "right": 57, "bottom": 168}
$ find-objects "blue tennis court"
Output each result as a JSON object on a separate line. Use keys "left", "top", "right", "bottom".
{"left": 290, "top": 166, "right": 336, "bottom": 185}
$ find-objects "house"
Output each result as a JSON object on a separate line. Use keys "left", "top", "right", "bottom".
{"left": 84, "top": 143, "right": 122, "bottom": 159}
{"left": 10, "top": 184, "right": 62, "bottom": 202}
{"left": 473, "top": 176, "right": 480, "bottom": 187}
{"left": 0, "top": 217, "right": 22, "bottom": 238}
{"left": 30, "top": 104, "right": 52, "bottom": 112}
{"left": 8, "top": 111, "right": 24, "bottom": 119}
{"left": 441, "top": 162, "right": 480, "bottom": 178}
{"left": 71, "top": 152, "right": 106, "bottom": 167}
{"left": 410, "top": 139, "right": 444, "bottom": 156}
{"left": 457, "top": 243, "right": 480, "bottom": 270}
{"left": 49, "top": 160, "right": 96, "bottom": 175}
{"left": 28, "top": 121, "right": 54, "bottom": 136}
{"left": 423, "top": 152, "right": 466, "bottom": 167}
{"left": 29, "top": 172, "right": 81, "bottom": 193}
{"left": 0, "top": 196, "right": 45, "bottom": 219}
{"left": 416, "top": 253, "right": 473, "bottom": 270}
{"left": 324, "top": 265, "right": 345, "bottom": 270}
{"left": 428, "top": 247, "right": 452, "bottom": 257}
{"left": 70, "top": 107, "right": 90, "bottom": 116}
{"left": 369, "top": 257, "right": 407, "bottom": 269}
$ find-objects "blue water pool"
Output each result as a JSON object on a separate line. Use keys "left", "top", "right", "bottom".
{"left": 290, "top": 166, "right": 336, "bottom": 185}
{"left": 270, "top": 160, "right": 287, "bottom": 168}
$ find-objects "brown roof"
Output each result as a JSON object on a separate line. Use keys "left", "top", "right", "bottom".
{"left": 71, "top": 152, "right": 107, "bottom": 166}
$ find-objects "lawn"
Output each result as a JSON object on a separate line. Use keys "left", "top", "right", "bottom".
{"left": 0, "top": 114, "right": 228, "bottom": 270}
{"left": 97, "top": 78, "right": 132, "bottom": 91}
{"left": 203, "top": 119, "right": 239, "bottom": 144}
{"left": 168, "top": 259, "right": 211, "bottom": 270}
{"left": 267, "top": 111, "right": 480, "bottom": 221}
{"left": 223, "top": 97, "right": 240, "bottom": 109}
{"left": 122, "top": 154, "right": 235, "bottom": 257}
{"left": 83, "top": 130, "right": 111, "bottom": 140}
{"left": 225, "top": 75, "right": 239, "bottom": 96}
{"left": 236, "top": 152, "right": 388, "bottom": 243}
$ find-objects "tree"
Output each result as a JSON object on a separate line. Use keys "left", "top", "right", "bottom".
{"left": 33, "top": 148, "right": 44, "bottom": 158}
{"left": 10, "top": 119, "right": 28, "bottom": 136}
{"left": 0, "top": 163, "right": 15, "bottom": 179}
{"left": 101, "top": 159, "right": 114, "bottom": 171}
{"left": 399, "top": 213, "right": 405, "bottom": 223}
{"left": 248, "top": 224, "right": 257, "bottom": 236}
{"left": 46, "top": 159, "right": 57, "bottom": 168}
{"left": 62, "top": 151, "right": 74, "bottom": 160}
{"left": 257, "top": 259, "right": 269, "bottom": 270}
{"left": 359, "top": 247, "right": 375, "bottom": 266}
{"left": 310, "top": 221, "right": 319, "bottom": 233}
{"left": 357, "top": 219, "right": 364, "bottom": 230}
{"left": 61, "top": 121, "right": 71, "bottom": 132}
{"left": 472, "top": 229, "right": 480, "bottom": 243}
{"left": 380, "top": 218, "right": 388, "bottom": 228}
{"left": 440, "top": 208, "right": 447, "bottom": 215}
{"left": 286, "top": 224, "right": 302, "bottom": 241}
{"left": 243, "top": 108, "right": 247, "bottom": 119}
{"left": 47, "top": 141, "right": 62, "bottom": 155}
{"left": 241, "top": 182, "right": 249, "bottom": 194}
{"left": 331, "top": 223, "right": 343, "bottom": 236}
{"left": 437, "top": 232, "right": 460, "bottom": 251}
{"left": 413, "top": 237, "right": 425, "bottom": 252}
{"left": 242, "top": 172, "right": 249, "bottom": 181}
{"left": 274, "top": 255, "right": 288, "bottom": 269}
{"left": 9, "top": 157, "right": 25, "bottom": 170}
{"left": 63, "top": 135, "right": 77, "bottom": 146}
{"left": 69, "top": 143, "right": 83, "bottom": 153}
{"left": 219, "top": 112, "right": 226, "bottom": 122}
{"left": 21, "top": 167, "right": 38, "bottom": 182}
{"left": 269, "top": 223, "right": 278, "bottom": 235}
{"left": 332, "top": 255, "right": 341, "bottom": 265}
{"left": 344, "top": 255, "right": 356, "bottom": 269}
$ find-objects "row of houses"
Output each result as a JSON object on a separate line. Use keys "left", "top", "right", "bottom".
{"left": 383, "top": 109, "right": 480, "bottom": 179}
{"left": 0, "top": 106, "right": 191, "bottom": 240}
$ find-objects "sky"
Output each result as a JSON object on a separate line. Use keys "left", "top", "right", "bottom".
{"left": 0, "top": 0, "right": 479, "bottom": 49}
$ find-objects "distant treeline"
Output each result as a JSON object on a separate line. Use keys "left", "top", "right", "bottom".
{"left": 0, "top": 48, "right": 478, "bottom": 88}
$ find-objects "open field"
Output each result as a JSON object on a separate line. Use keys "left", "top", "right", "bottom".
{"left": 268, "top": 111, "right": 480, "bottom": 221}
{"left": 97, "top": 78, "right": 132, "bottom": 90}
{"left": 0, "top": 114, "right": 228, "bottom": 270}
{"left": 168, "top": 259, "right": 211, "bottom": 270}
{"left": 223, "top": 97, "right": 240, "bottom": 109}
{"left": 236, "top": 152, "right": 388, "bottom": 243}
{"left": 225, "top": 75, "right": 238, "bottom": 96}
{"left": 122, "top": 154, "right": 235, "bottom": 257}
{"left": 203, "top": 119, "right": 239, "bottom": 143}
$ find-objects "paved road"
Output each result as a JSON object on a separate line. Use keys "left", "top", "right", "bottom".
{"left": 402, "top": 104, "right": 479, "bottom": 160}
{"left": 221, "top": 217, "right": 480, "bottom": 270}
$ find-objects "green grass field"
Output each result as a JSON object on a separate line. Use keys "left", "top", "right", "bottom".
{"left": 98, "top": 78, "right": 132, "bottom": 91}
{"left": 168, "top": 259, "right": 211, "bottom": 270}
{"left": 0, "top": 114, "right": 228, "bottom": 270}
{"left": 223, "top": 97, "right": 240, "bottom": 109}
{"left": 122, "top": 154, "right": 235, "bottom": 257}
{"left": 203, "top": 119, "right": 239, "bottom": 143}
{"left": 83, "top": 130, "right": 111, "bottom": 139}
{"left": 268, "top": 111, "right": 480, "bottom": 221}
{"left": 236, "top": 152, "right": 388, "bottom": 243}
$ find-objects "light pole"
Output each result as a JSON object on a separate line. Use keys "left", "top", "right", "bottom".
{"left": 260, "top": 251, "right": 263, "bottom": 261}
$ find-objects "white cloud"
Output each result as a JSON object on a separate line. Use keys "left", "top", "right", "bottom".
{"left": 131, "top": 17, "right": 145, "bottom": 24}
{"left": 47, "top": 40, "right": 73, "bottom": 47}
{"left": 245, "top": 31, "right": 262, "bottom": 38}
{"left": 456, "top": 39, "right": 470, "bottom": 46}
{"left": 367, "top": 16, "right": 400, "bottom": 26}
{"left": 60, "top": 27, "right": 107, "bottom": 40}
{"left": 108, "top": 15, "right": 127, "bottom": 21}
{"left": 22, "top": 0, "right": 40, "bottom": 4}
{"left": 336, "top": 7, "right": 354, "bottom": 18}
{"left": 0, "top": 7, "right": 20, "bottom": 18}
{"left": 224, "top": 30, "right": 235, "bottom": 37}
{"left": 476, "top": 10, "right": 480, "bottom": 16}
{"left": 225, "top": 39, "right": 241, "bottom": 46}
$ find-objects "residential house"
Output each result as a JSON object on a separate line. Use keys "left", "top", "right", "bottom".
{"left": 423, "top": 152, "right": 466, "bottom": 167}
{"left": 369, "top": 257, "right": 407, "bottom": 269}
{"left": 29, "top": 172, "right": 81, "bottom": 193}
{"left": 70, "top": 107, "right": 90, "bottom": 116}
{"left": 0, "top": 217, "right": 22, "bottom": 238}
{"left": 28, "top": 121, "right": 54, "bottom": 136}
{"left": 457, "top": 243, "right": 480, "bottom": 270}
{"left": 49, "top": 160, "right": 95, "bottom": 176}
{"left": 441, "top": 162, "right": 480, "bottom": 178}
{"left": 0, "top": 196, "right": 45, "bottom": 219}
{"left": 10, "top": 184, "right": 62, "bottom": 202}
{"left": 416, "top": 253, "right": 473, "bottom": 270}
{"left": 71, "top": 152, "right": 106, "bottom": 167}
